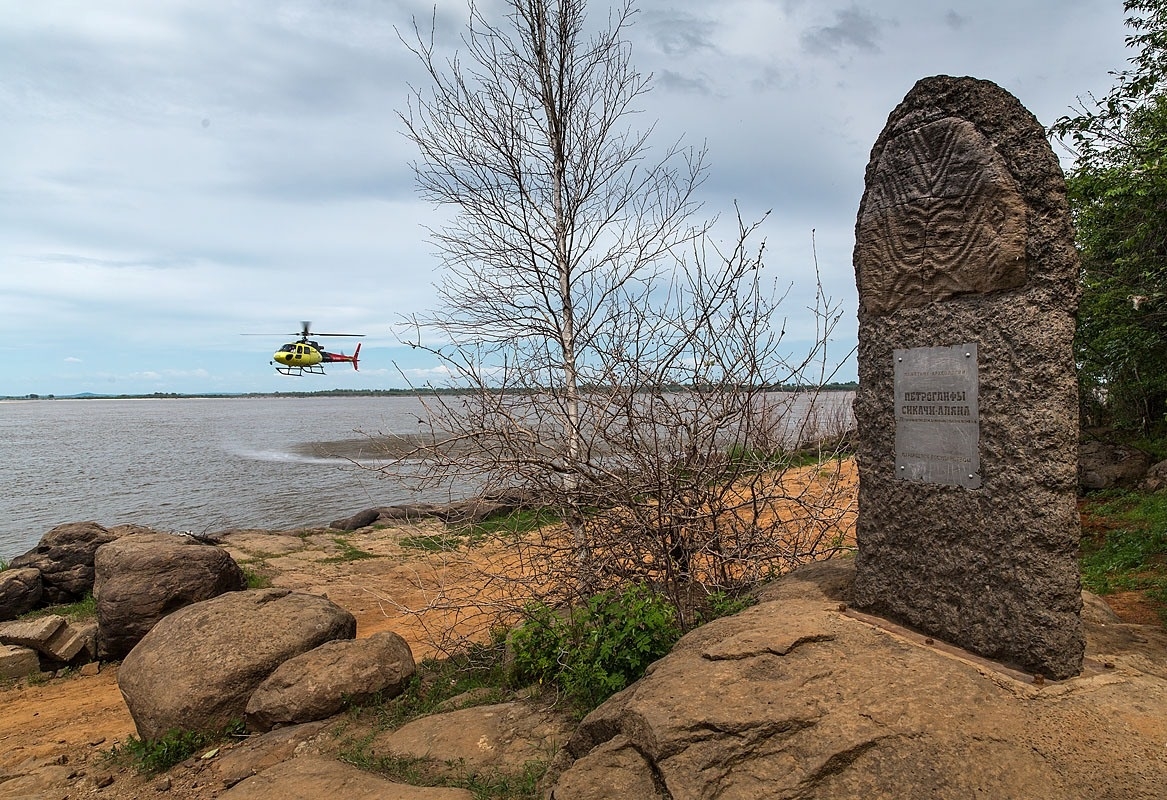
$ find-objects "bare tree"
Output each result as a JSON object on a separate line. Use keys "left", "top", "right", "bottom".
{"left": 392, "top": 0, "right": 851, "bottom": 625}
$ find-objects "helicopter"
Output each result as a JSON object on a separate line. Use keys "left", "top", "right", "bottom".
{"left": 255, "top": 321, "right": 365, "bottom": 376}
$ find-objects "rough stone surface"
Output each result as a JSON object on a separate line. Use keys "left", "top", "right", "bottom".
{"left": 245, "top": 631, "right": 417, "bottom": 732}
{"left": 0, "top": 567, "right": 43, "bottom": 621}
{"left": 852, "top": 76, "right": 1083, "bottom": 678}
{"left": 93, "top": 532, "right": 247, "bottom": 660}
{"left": 0, "top": 643, "right": 42, "bottom": 680}
{"left": 1079, "top": 439, "right": 1153, "bottom": 491}
{"left": 219, "top": 755, "right": 475, "bottom": 800}
{"left": 551, "top": 559, "right": 1167, "bottom": 800}
{"left": 213, "top": 722, "right": 328, "bottom": 788}
{"left": 372, "top": 700, "right": 572, "bottom": 774}
{"left": 118, "top": 588, "right": 356, "bottom": 740}
{"left": 9, "top": 521, "right": 123, "bottom": 602}
{"left": 0, "top": 614, "right": 65, "bottom": 649}
{"left": 1142, "top": 457, "right": 1167, "bottom": 492}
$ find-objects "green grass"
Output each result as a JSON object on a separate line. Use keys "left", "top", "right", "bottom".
{"left": 22, "top": 593, "right": 96, "bottom": 623}
{"left": 321, "top": 536, "right": 379, "bottom": 563}
{"left": 105, "top": 721, "right": 245, "bottom": 774}
{"left": 399, "top": 509, "right": 561, "bottom": 554}
{"left": 1080, "top": 490, "right": 1167, "bottom": 622}
{"left": 451, "top": 509, "right": 561, "bottom": 543}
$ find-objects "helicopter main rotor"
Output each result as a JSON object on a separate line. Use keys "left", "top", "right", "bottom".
{"left": 291, "top": 320, "right": 364, "bottom": 342}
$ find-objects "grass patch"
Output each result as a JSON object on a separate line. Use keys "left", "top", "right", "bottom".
{"left": 321, "top": 536, "right": 379, "bottom": 563}
{"left": 105, "top": 721, "right": 244, "bottom": 774}
{"left": 1080, "top": 490, "right": 1167, "bottom": 623}
{"left": 451, "top": 509, "right": 561, "bottom": 544}
{"left": 22, "top": 593, "right": 96, "bottom": 623}
{"left": 400, "top": 532, "right": 467, "bottom": 552}
{"left": 240, "top": 565, "right": 273, "bottom": 589}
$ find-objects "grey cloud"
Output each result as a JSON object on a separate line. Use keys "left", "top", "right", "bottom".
{"left": 800, "top": 6, "right": 886, "bottom": 56}
{"left": 654, "top": 69, "right": 714, "bottom": 96}
{"left": 945, "top": 10, "right": 967, "bottom": 30}
{"left": 640, "top": 10, "right": 717, "bottom": 57}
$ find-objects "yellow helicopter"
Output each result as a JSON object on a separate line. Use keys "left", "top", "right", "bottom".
{"left": 257, "top": 321, "right": 365, "bottom": 376}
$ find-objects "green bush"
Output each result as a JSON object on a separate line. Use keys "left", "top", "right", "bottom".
{"left": 509, "top": 584, "right": 680, "bottom": 713}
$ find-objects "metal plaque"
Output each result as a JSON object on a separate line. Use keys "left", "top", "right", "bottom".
{"left": 894, "top": 343, "right": 980, "bottom": 489}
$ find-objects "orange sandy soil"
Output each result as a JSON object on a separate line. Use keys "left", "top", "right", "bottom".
{"left": 2, "top": 457, "right": 1161, "bottom": 796}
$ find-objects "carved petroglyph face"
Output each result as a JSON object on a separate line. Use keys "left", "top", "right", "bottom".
{"left": 856, "top": 118, "right": 1027, "bottom": 315}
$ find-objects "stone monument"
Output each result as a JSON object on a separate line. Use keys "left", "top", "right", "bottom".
{"left": 852, "top": 76, "right": 1084, "bottom": 679}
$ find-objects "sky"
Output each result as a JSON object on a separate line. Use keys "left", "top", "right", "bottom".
{"left": 0, "top": 0, "right": 1135, "bottom": 396}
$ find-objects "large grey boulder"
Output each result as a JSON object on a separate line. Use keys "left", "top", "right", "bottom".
{"left": 551, "top": 559, "right": 1167, "bottom": 800}
{"left": 244, "top": 631, "right": 417, "bottom": 732}
{"left": 0, "top": 567, "right": 43, "bottom": 620}
{"left": 9, "top": 522, "right": 123, "bottom": 602}
{"left": 118, "top": 588, "right": 356, "bottom": 740}
{"left": 94, "top": 532, "right": 247, "bottom": 660}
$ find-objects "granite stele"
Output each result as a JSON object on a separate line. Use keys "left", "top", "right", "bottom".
{"left": 851, "top": 76, "right": 1084, "bottom": 680}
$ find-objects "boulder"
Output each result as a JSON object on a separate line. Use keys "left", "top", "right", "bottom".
{"left": 0, "top": 567, "right": 43, "bottom": 620}
{"left": 1141, "top": 458, "right": 1167, "bottom": 492}
{"left": 1079, "top": 440, "right": 1152, "bottom": 491}
{"left": 118, "top": 588, "right": 356, "bottom": 740}
{"left": 244, "top": 631, "right": 417, "bottom": 732}
{"left": 551, "top": 559, "right": 1167, "bottom": 800}
{"left": 9, "top": 522, "right": 123, "bottom": 602}
{"left": 93, "top": 532, "right": 247, "bottom": 660}
{"left": 219, "top": 755, "right": 474, "bottom": 800}
{"left": 328, "top": 508, "right": 381, "bottom": 531}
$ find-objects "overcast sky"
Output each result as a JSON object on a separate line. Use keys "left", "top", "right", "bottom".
{"left": 0, "top": 0, "right": 1133, "bottom": 396}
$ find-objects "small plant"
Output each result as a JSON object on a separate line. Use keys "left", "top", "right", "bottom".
{"left": 240, "top": 566, "right": 273, "bottom": 589}
{"left": 509, "top": 583, "right": 681, "bottom": 713}
{"left": 106, "top": 721, "right": 244, "bottom": 774}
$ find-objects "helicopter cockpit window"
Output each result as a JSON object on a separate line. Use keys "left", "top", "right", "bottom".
{"left": 279, "top": 344, "right": 294, "bottom": 353}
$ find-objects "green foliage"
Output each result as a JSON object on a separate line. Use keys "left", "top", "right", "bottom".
{"left": 108, "top": 721, "right": 244, "bottom": 774}
{"left": 509, "top": 584, "right": 681, "bottom": 713}
{"left": 1080, "top": 489, "right": 1167, "bottom": 623}
{"left": 1053, "top": 1, "right": 1167, "bottom": 432}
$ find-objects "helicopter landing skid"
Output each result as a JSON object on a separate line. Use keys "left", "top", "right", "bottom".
{"left": 274, "top": 364, "right": 327, "bottom": 377}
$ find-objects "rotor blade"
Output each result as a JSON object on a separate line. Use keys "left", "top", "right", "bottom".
{"left": 311, "top": 332, "right": 365, "bottom": 337}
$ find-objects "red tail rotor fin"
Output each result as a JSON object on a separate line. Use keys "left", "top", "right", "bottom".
{"left": 352, "top": 341, "right": 361, "bottom": 371}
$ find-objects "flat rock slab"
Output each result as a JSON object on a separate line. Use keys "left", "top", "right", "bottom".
{"left": 371, "top": 701, "right": 572, "bottom": 774}
{"left": 213, "top": 722, "right": 329, "bottom": 789}
{"left": 0, "top": 614, "right": 65, "bottom": 647}
{"left": 0, "top": 644, "right": 41, "bottom": 680}
{"left": 553, "top": 559, "right": 1167, "bottom": 800}
{"left": 219, "top": 755, "right": 474, "bottom": 800}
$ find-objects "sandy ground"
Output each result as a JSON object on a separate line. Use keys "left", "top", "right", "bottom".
{"left": 2, "top": 458, "right": 1162, "bottom": 799}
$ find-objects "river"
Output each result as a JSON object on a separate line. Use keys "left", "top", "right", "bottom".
{"left": 1, "top": 392, "right": 853, "bottom": 559}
